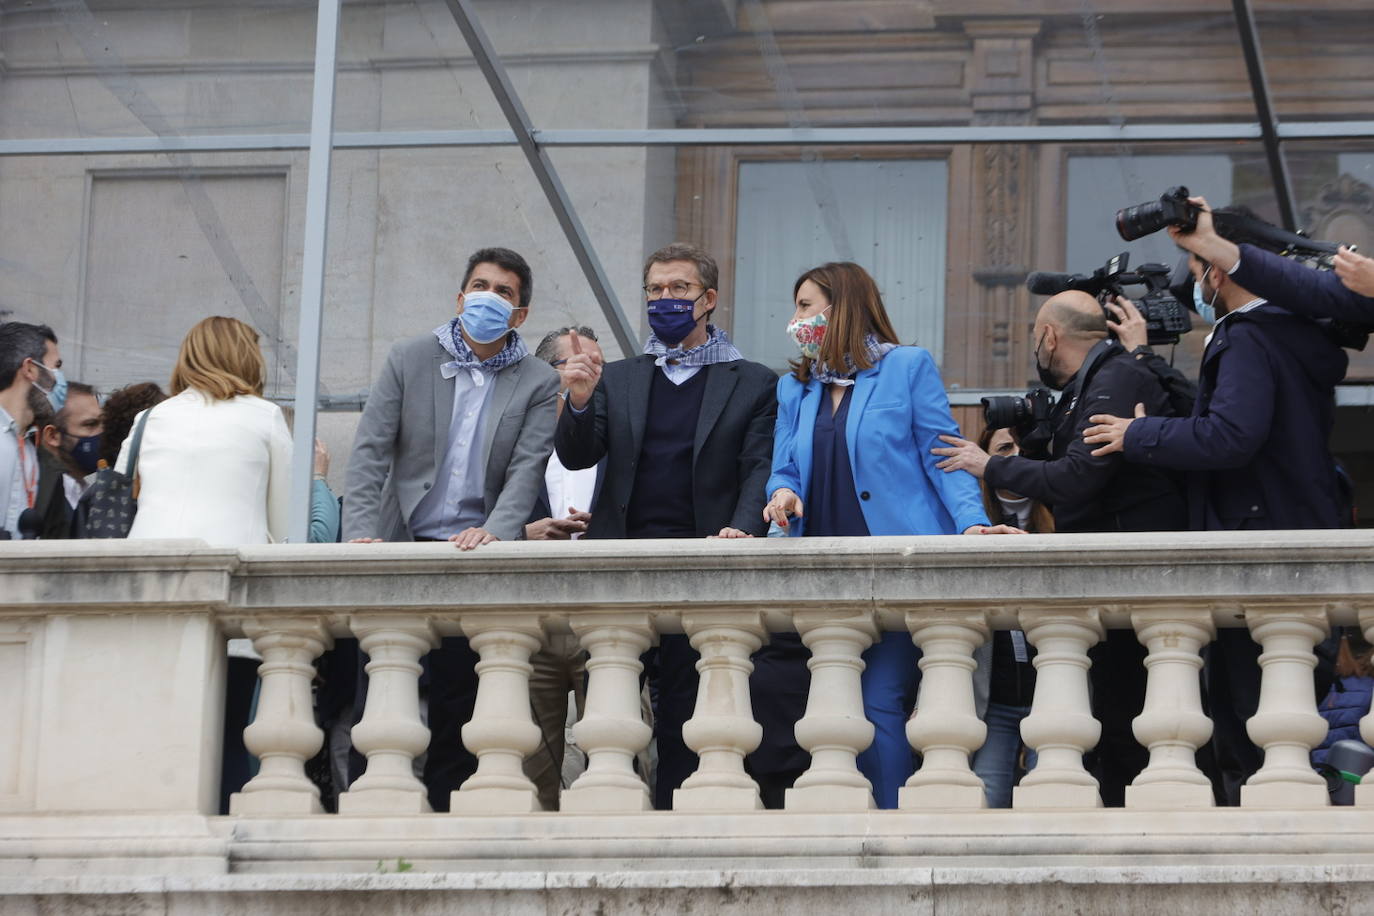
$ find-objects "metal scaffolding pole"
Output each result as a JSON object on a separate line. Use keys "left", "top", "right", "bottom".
{"left": 439, "top": 0, "right": 639, "bottom": 357}
{"left": 287, "top": 0, "right": 341, "bottom": 544}
{"left": 1232, "top": 0, "right": 1298, "bottom": 231}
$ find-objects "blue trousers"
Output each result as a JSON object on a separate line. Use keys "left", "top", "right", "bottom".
{"left": 971, "top": 702, "right": 1036, "bottom": 808}
{"left": 856, "top": 632, "right": 921, "bottom": 808}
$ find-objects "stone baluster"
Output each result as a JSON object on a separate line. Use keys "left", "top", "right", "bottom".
{"left": 336, "top": 616, "right": 438, "bottom": 814}
{"left": 1360, "top": 605, "right": 1374, "bottom": 808}
{"left": 229, "top": 617, "right": 331, "bottom": 815}
{"left": 785, "top": 610, "right": 878, "bottom": 811}
{"left": 450, "top": 615, "right": 546, "bottom": 814}
{"left": 900, "top": 611, "right": 990, "bottom": 810}
{"left": 1125, "top": 608, "right": 1215, "bottom": 809}
{"left": 673, "top": 611, "right": 765, "bottom": 811}
{"left": 1241, "top": 607, "right": 1331, "bottom": 808}
{"left": 561, "top": 614, "right": 654, "bottom": 813}
{"left": 1013, "top": 607, "right": 1104, "bottom": 808}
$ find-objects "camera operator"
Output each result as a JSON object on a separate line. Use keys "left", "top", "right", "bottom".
{"left": 1169, "top": 194, "right": 1374, "bottom": 323}
{"left": 933, "top": 290, "right": 1187, "bottom": 806}
{"left": 1105, "top": 295, "right": 1197, "bottom": 417}
{"left": 1083, "top": 204, "right": 1349, "bottom": 805}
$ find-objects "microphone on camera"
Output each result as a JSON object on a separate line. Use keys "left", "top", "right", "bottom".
{"left": 1025, "top": 271, "right": 1089, "bottom": 296}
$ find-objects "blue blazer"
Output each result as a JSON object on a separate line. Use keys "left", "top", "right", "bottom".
{"left": 1232, "top": 242, "right": 1374, "bottom": 324}
{"left": 1124, "top": 303, "right": 1347, "bottom": 530}
{"left": 766, "top": 346, "right": 989, "bottom": 537}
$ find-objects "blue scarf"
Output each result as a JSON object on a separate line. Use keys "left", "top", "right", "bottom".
{"left": 433, "top": 318, "right": 529, "bottom": 385}
{"left": 812, "top": 333, "right": 898, "bottom": 386}
{"left": 644, "top": 324, "right": 744, "bottom": 367}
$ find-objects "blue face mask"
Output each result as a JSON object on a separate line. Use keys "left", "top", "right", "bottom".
{"left": 31, "top": 361, "right": 67, "bottom": 412}
{"left": 647, "top": 297, "right": 700, "bottom": 347}
{"left": 459, "top": 290, "right": 520, "bottom": 345}
{"left": 1192, "top": 268, "right": 1217, "bottom": 325}
{"left": 67, "top": 434, "right": 102, "bottom": 475}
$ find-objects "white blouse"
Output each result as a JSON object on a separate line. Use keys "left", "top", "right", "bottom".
{"left": 116, "top": 389, "right": 292, "bottom": 546}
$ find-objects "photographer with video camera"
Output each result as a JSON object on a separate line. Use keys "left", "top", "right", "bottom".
{"left": 1083, "top": 201, "right": 1349, "bottom": 805}
{"left": 933, "top": 290, "right": 1187, "bottom": 805}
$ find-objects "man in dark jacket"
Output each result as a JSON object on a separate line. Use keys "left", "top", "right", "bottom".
{"left": 557, "top": 242, "right": 778, "bottom": 809}
{"left": 934, "top": 289, "right": 1187, "bottom": 805}
{"left": 1084, "top": 209, "right": 1348, "bottom": 804}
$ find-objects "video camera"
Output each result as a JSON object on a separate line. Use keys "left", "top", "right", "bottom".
{"left": 1025, "top": 252, "right": 1194, "bottom": 347}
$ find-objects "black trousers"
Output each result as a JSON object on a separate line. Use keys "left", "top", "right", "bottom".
{"left": 1203, "top": 628, "right": 1264, "bottom": 806}
{"left": 1086, "top": 629, "right": 1150, "bottom": 807}
{"left": 422, "top": 637, "right": 482, "bottom": 812}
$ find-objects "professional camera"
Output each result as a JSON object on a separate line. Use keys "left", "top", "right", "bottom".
{"left": 1115, "top": 186, "right": 1199, "bottom": 242}
{"left": 1025, "top": 252, "right": 1194, "bottom": 346}
{"left": 981, "top": 387, "right": 1055, "bottom": 458}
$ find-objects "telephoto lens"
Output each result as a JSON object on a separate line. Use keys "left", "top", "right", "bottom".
{"left": 1116, "top": 186, "right": 1196, "bottom": 242}
{"left": 981, "top": 395, "right": 1029, "bottom": 431}
{"left": 1115, "top": 202, "right": 1168, "bottom": 241}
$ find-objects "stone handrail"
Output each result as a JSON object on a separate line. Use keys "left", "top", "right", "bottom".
{"left": 2, "top": 531, "right": 1372, "bottom": 819}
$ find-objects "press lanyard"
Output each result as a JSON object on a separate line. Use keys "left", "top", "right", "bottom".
{"left": 11, "top": 427, "right": 36, "bottom": 510}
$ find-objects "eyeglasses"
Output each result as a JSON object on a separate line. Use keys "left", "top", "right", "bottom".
{"left": 643, "top": 281, "right": 703, "bottom": 299}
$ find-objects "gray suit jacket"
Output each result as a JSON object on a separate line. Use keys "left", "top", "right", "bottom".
{"left": 343, "top": 333, "right": 559, "bottom": 542}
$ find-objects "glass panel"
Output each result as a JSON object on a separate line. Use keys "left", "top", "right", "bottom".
{"left": 1254, "top": 1, "right": 1374, "bottom": 123}
{"left": 333, "top": 0, "right": 510, "bottom": 134}
{"left": 0, "top": 150, "right": 301, "bottom": 398}
{"left": 468, "top": 0, "right": 1267, "bottom": 132}
{"left": 733, "top": 158, "right": 948, "bottom": 370}
{"left": 1282, "top": 139, "right": 1374, "bottom": 381}
{"left": 0, "top": 1, "right": 319, "bottom": 140}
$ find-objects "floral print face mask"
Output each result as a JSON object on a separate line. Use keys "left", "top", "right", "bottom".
{"left": 786, "top": 307, "right": 830, "bottom": 360}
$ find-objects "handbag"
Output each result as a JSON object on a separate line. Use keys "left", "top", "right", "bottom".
{"left": 73, "top": 407, "right": 153, "bottom": 539}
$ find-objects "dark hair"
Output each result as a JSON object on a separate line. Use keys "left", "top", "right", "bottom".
{"left": 99, "top": 382, "right": 168, "bottom": 467}
{"left": 642, "top": 243, "right": 719, "bottom": 294}
{"left": 462, "top": 247, "right": 533, "bottom": 310}
{"left": 1336, "top": 628, "right": 1374, "bottom": 679}
{"left": 534, "top": 326, "right": 598, "bottom": 365}
{"left": 55, "top": 381, "right": 98, "bottom": 429}
{"left": 788, "top": 262, "right": 900, "bottom": 384}
{"left": 0, "top": 322, "right": 57, "bottom": 391}
{"left": 26, "top": 384, "right": 55, "bottom": 433}
{"left": 976, "top": 425, "right": 1056, "bottom": 534}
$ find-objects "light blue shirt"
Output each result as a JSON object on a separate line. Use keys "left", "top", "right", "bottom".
{"left": 409, "top": 364, "right": 497, "bottom": 539}
{"left": 0, "top": 405, "right": 35, "bottom": 539}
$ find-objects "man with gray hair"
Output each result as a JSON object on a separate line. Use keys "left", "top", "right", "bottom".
{"left": 556, "top": 242, "right": 778, "bottom": 809}
{"left": 519, "top": 323, "right": 604, "bottom": 810}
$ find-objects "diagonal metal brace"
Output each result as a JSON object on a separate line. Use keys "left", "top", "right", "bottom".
{"left": 440, "top": 0, "right": 639, "bottom": 356}
{"left": 1232, "top": 0, "right": 1297, "bottom": 231}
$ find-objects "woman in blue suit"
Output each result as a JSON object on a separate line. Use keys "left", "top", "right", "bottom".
{"left": 764, "top": 261, "right": 1018, "bottom": 808}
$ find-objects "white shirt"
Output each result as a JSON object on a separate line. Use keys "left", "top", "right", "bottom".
{"left": 116, "top": 389, "right": 292, "bottom": 545}
{"left": 660, "top": 362, "right": 702, "bottom": 386}
{"left": 63, "top": 473, "right": 90, "bottom": 510}
{"left": 543, "top": 449, "right": 597, "bottom": 536}
{"left": 1202, "top": 297, "right": 1267, "bottom": 349}
{"left": 409, "top": 365, "right": 497, "bottom": 539}
{"left": 0, "top": 405, "right": 36, "bottom": 539}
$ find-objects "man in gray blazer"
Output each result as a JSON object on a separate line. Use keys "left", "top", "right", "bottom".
{"left": 343, "top": 246, "right": 558, "bottom": 546}
{"left": 343, "top": 246, "right": 558, "bottom": 811}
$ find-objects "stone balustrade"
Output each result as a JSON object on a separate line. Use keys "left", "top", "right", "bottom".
{"left": 3, "top": 532, "right": 1374, "bottom": 911}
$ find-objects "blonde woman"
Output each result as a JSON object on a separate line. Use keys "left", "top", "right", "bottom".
{"left": 117, "top": 316, "right": 290, "bottom": 545}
